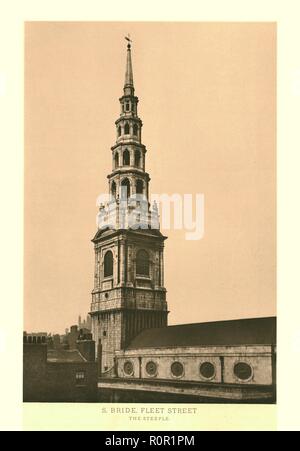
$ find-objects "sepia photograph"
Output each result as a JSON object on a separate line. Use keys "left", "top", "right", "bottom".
{"left": 24, "top": 22, "right": 276, "bottom": 404}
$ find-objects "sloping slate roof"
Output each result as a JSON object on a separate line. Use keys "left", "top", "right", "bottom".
{"left": 47, "top": 349, "right": 86, "bottom": 363}
{"left": 127, "top": 317, "right": 276, "bottom": 349}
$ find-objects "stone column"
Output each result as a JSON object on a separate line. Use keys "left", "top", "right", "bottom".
{"left": 127, "top": 244, "right": 132, "bottom": 284}
{"left": 130, "top": 148, "right": 134, "bottom": 167}
{"left": 119, "top": 239, "right": 126, "bottom": 285}
{"left": 160, "top": 249, "right": 164, "bottom": 287}
{"left": 131, "top": 176, "right": 136, "bottom": 195}
{"left": 113, "top": 244, "right": 118, "bottom": 288}
{"left": 95, "top": 249, "right": 100, "bottom": 289}
{"left": 97, "top": 339, "right": 102, "bottom": 377}
{"left": 155, "top": 250, "right": 160, "bottom": 287}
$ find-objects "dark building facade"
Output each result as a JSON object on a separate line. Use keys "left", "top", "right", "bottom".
{"left": 23, "top": 334, "right": 98, "bottom": 402}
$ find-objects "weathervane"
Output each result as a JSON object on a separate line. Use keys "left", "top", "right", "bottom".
{"left": 125, "top": 34, "right": 132, "bottom": 46}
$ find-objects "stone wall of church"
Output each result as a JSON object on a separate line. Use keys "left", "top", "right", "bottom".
{"left": 91, "top": 311, "right": 124, "bottom": 372}
{"left": 91, "top": 308, "right": 169, "bottom": 372}
{"left": 91, "top": 287, "right": 167, "bottom": 314}
{"left": 115, "top": 345, "right": 275, "bottom": 386}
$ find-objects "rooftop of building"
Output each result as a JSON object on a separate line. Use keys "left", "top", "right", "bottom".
{"left": 47, "top": 349, "right": 87, "bottom": 363}
{"left": 127, "top": 316, "right": 276, "bottom": 350}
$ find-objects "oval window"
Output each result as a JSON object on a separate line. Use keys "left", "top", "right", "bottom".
{"left": 200, "top": 362, "right": 215, "bottom": 379}
{"left": 171, "top": 361, "right": 184, "bottom": 378}
{"left": 123, "top": 361, "right": 134, "bottom": 376}
{"left": 234, "top": 362, "right": 252, "bottom": 381}
{"left": 146, "top": 361, "right": 157, "bottom": 377}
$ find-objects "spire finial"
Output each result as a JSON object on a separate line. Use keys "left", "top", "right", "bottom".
{"left": 124, "top": 34, "right": 134, "bottom": 90}
{"left": 125, "top": 34, "right": 132, "bottom": 46}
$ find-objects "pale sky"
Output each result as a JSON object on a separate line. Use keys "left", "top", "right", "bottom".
{"left": 25, "top": 22, "right": 276, "bottom": 334}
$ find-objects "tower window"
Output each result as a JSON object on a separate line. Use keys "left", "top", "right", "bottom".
{"left": 125, "top": 103, "right": 130, "bottom": 111}
{"left": 124, "top": 123, "right": 130, "bottom": 134}
{"left": 114, "top": 152, "right": 119, "bottom": 169}
{"left": 104, "top": 250, "right": 113, "bottom": 278}
{"left": 111, "top": 181, "right": 116, "bottom": 199}
{"left": 118, "top": 125, "right": 121, "bottom": 137}
{"left": 134, "top": 149, "right": 141, "bottom": 167}
{"left": 123, "top": 149, "right": 130, "bottom": 166}
{"left": 133, "top": 123, "right": 138, "bottom": 136}
{"left": 121, "top": 178, "right": 130, "bottom": 199}
{"left": 136, "top": 249, "right": 149, "bottom": 276}
{"left": 136, "top": 179, "right": 144, "bottom": 195}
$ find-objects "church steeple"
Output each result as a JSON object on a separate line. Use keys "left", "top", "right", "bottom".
{"left": 102, "top": 39, "right": 156, "bottom": 227}
{"left": 90, "top": 40, "right": 168, "bottom": 371}
{"left": 116, "top": 40, "right": 141, "bottom": 144}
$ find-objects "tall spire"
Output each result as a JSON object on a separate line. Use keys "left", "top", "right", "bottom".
{"left": 124, "top": 38, "right": 134, "bottom": 95}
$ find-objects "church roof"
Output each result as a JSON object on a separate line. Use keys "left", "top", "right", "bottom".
{"left": 127, "top": 316, "right": 276, "bottom": 349}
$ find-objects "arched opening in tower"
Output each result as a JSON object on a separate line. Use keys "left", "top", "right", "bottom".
{"left": 121, "top": 178, "right": 131, "bottom": 199}
{"left": 123, "top": 149, "right": 130, "bottom": 166}
{"left": 104, "top": 250, "right": 113, "bottom": 278}
{"left": 136, "top": 249, "right": 150, "bottom": 276}
{"left": 136, "top": 179, "right": 144, "bottom": 195}
{"left": 134, "top": 149, "right": 141, "bottom": 167}
{"left": 111, "top": 181, "right": 117, "bottom": 199}
{"left": 114, "top": 152, "right": 119, "bottom": 168}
